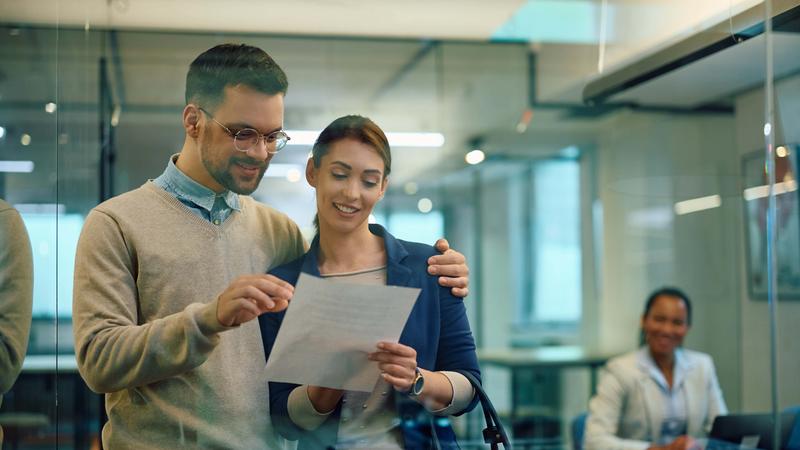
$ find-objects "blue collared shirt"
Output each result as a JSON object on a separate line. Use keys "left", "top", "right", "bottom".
{"left": 153, "top": 154, "right": 241, "bottom": 225}
{"left": 638, "top": 347, "right": 688, "bottom": 444}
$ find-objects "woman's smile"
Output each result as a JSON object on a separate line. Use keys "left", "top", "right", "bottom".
{"left": 333, "top": 202, "right": 359, "bottom": 214}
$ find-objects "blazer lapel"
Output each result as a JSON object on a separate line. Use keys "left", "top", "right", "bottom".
{"left": 300, "top": 235, "right": 323, "bottom": 277}
{"left": 371, "top": 224, "right": 414, "bottom": 287}
{"left": 676, "top": 351, "right": 703, "bottom": 435}
{"left": 636, "top": 351, "right": 662, "bottom": 441}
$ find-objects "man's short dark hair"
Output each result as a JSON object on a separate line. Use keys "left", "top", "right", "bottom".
{"left": 185, "top": 43, "right": 288, "bottom": 109}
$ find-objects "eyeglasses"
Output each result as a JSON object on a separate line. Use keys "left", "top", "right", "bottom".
{"left": 199, "top": 107, "right": 290, "bottom": 154}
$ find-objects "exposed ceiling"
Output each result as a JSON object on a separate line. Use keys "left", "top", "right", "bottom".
{"left": 1, "top": 0, "right": 764, "bottom": 220}
{"left": 2, "top": 24, "right": 603, "bottom": 218}
{"left": 0, "top": 0, "right": 525, "bottom": 40}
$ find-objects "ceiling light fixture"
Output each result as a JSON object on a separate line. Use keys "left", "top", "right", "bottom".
{"left": 285, "top": 130, "right": 445, "bottom": 148}
{"left": 286, "top": 168, "right": 302, "bottom": 183}
{"left": 417, "top": 198, "right": 433, "bottom": 213}
{"left": 674, "top": 194, "right": 721, "bottom": 215}
{"left": 516, "top": 108, "right": 533, "bottom": 133}
{"left": 744, "top": 181, "right": 798, "bottom": 201}
{"left": 404, "top": 182, "right": 419, "bottom": 195}
{"left": 0, "top": 160, "right": 35, "bottom": 173}
{"left": 465, "top": 149, "right": 485, "bottom": 165}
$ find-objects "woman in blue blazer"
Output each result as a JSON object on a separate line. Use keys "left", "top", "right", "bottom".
{"left": 259, "top": 115, "right": 480, "bottom": 450}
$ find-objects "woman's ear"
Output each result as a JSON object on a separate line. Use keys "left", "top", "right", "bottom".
{"left": 379, "top": 176, "right": 389, "bottom": 199}
{"left": 306, "top": 158, "right": 317, "bottom": 187}
{"left": 183, "top": 104, "right": 201, "bottom": 138}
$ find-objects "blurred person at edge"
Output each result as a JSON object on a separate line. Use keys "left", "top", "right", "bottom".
{"left": 584, "top": 287, "right": 727, "bottom": 450}
{"left": 260, "top": 115, "right": 480, "bottom": 449}
{"left": 0, "top": 199, "right": 34, "bottom": 446}
{"left": 72, "top": 43, "right": 470, "bottom": 450}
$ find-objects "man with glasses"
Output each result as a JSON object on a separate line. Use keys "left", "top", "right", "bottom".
{"left": 72, "top": 44, "right": 470, "bottom": 449}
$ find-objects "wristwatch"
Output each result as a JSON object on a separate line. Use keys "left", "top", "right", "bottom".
{"left": 408, "top": 367, "right": 425, "bottom": 398}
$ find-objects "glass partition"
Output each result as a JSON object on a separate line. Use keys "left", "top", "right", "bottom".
{"left": 0, "top": 23, "right": 59, "bottom": 447}
{"left": 765, "top": 0, "right": 800, "bottom": 447}
{"left": 2, "top": 0, "right": 798, "bottom": 448}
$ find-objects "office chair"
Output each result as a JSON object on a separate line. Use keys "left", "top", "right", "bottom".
{"left": 571, "top": 412, "right": 588, "bottom": 450}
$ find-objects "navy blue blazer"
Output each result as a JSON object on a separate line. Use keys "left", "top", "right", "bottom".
{"left": 259, "top": 224, "right": 481, "bottom": 450}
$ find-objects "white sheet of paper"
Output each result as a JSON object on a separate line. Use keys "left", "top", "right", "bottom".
{"left": 264, "top": 272, "right": 421, "bottom": 392}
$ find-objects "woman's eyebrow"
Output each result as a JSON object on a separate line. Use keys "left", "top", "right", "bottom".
{"left": 331, "top": 161, "right": 352, "bottom": 170}
{"left": 330, "top": 161, "right": 382, "bottom": 175}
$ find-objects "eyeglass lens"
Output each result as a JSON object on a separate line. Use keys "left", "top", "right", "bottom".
{"left": 234, "top": 129, "right": 288, "bottom": 153}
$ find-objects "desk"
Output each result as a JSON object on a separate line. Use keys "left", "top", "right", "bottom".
{"left": 478, "top": 346, "right": 614, "bottom": 428}
{"left": 21, "top": 354, "right": 79, "bottom": 373}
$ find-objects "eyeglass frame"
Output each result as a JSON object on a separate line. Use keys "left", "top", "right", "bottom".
{"left": 198, "top": 106, "right": 290, "bottom": 154}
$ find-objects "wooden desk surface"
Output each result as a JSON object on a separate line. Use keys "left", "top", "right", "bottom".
{"left": 21, "top": 354, "right": 79, "bottom": 373}
{"left": 477, "top": 346, "right": 614, "bottom": 369}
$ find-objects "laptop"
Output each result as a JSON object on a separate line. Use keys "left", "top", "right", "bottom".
{"left": 708, "top": 412, "right": 797, "bottom": 450}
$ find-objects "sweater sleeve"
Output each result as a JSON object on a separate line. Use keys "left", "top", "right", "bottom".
{"left": 0, "top": 207, "right": 33, "bottom": 393}
{"left": 72, "top": 209, "right": 233, "bottom": 393}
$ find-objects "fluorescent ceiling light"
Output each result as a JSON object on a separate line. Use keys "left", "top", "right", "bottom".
{"left": 743, "top": 180, "right": 798, "bottom": 201}
{"left": 0, "top": 160, "right": 35, "bottom": 173}
{"left": 285, "top": 130, "right": 445, "bottom": 148}
{"left": 674, "top": 194, "right": 722, "bottom": 215}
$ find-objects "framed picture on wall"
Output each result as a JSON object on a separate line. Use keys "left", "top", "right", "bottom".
{"left": 742, "top": 145, "right": 800, "bottom": 300}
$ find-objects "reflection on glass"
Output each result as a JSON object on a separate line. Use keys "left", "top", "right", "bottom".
{"left": 742, "top": 145, "right": 800, "bottom": 299}
{"left": 0, "top": 199, "right": 34, "bottom": 444}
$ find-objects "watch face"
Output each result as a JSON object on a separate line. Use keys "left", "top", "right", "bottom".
{"left": 412, "top": 371, "right": 425, "bottom": 396}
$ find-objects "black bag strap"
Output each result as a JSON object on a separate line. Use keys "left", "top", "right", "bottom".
{"left": 454, "top": 370, "right": 511, "bottom": 450}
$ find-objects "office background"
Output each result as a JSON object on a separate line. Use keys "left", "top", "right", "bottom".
{"left": 0, "top": 0, "right": 798, "bottom": 448}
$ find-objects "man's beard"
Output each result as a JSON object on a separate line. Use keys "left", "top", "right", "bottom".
{"left": 199, "top": 140, "right": 267, "bottom": 195}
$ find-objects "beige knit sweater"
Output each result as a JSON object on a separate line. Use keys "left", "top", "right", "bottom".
{"left": 72, "top": 182, "right": 306, "bottom": 449}
{"left": 0, "top": 199, "right": 34, "bottom": 444}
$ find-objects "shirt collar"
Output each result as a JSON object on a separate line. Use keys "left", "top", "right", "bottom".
{"left": 160, "top": 154, "right": 240, "bottom": 213}
{"left": 637, "top": 346, "right": 689, "bottom": 391}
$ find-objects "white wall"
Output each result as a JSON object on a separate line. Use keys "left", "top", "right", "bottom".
{"left": 594, "top": 109, "right": 743, "bottom": 409}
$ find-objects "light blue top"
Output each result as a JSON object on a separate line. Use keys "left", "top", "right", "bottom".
{"left": 152, "top": 154, "right": 240, "bottom": 225}
{"left": 638, "top": 348, "right": 688, "bottom": 444}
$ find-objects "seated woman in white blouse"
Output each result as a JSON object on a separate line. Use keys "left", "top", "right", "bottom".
{"left": 584, "top": 287, "right": 728, "bottom": 450}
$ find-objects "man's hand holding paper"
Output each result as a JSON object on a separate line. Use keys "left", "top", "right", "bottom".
{"left": 264, "top": 273, "right": 420, "bottom": 392}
